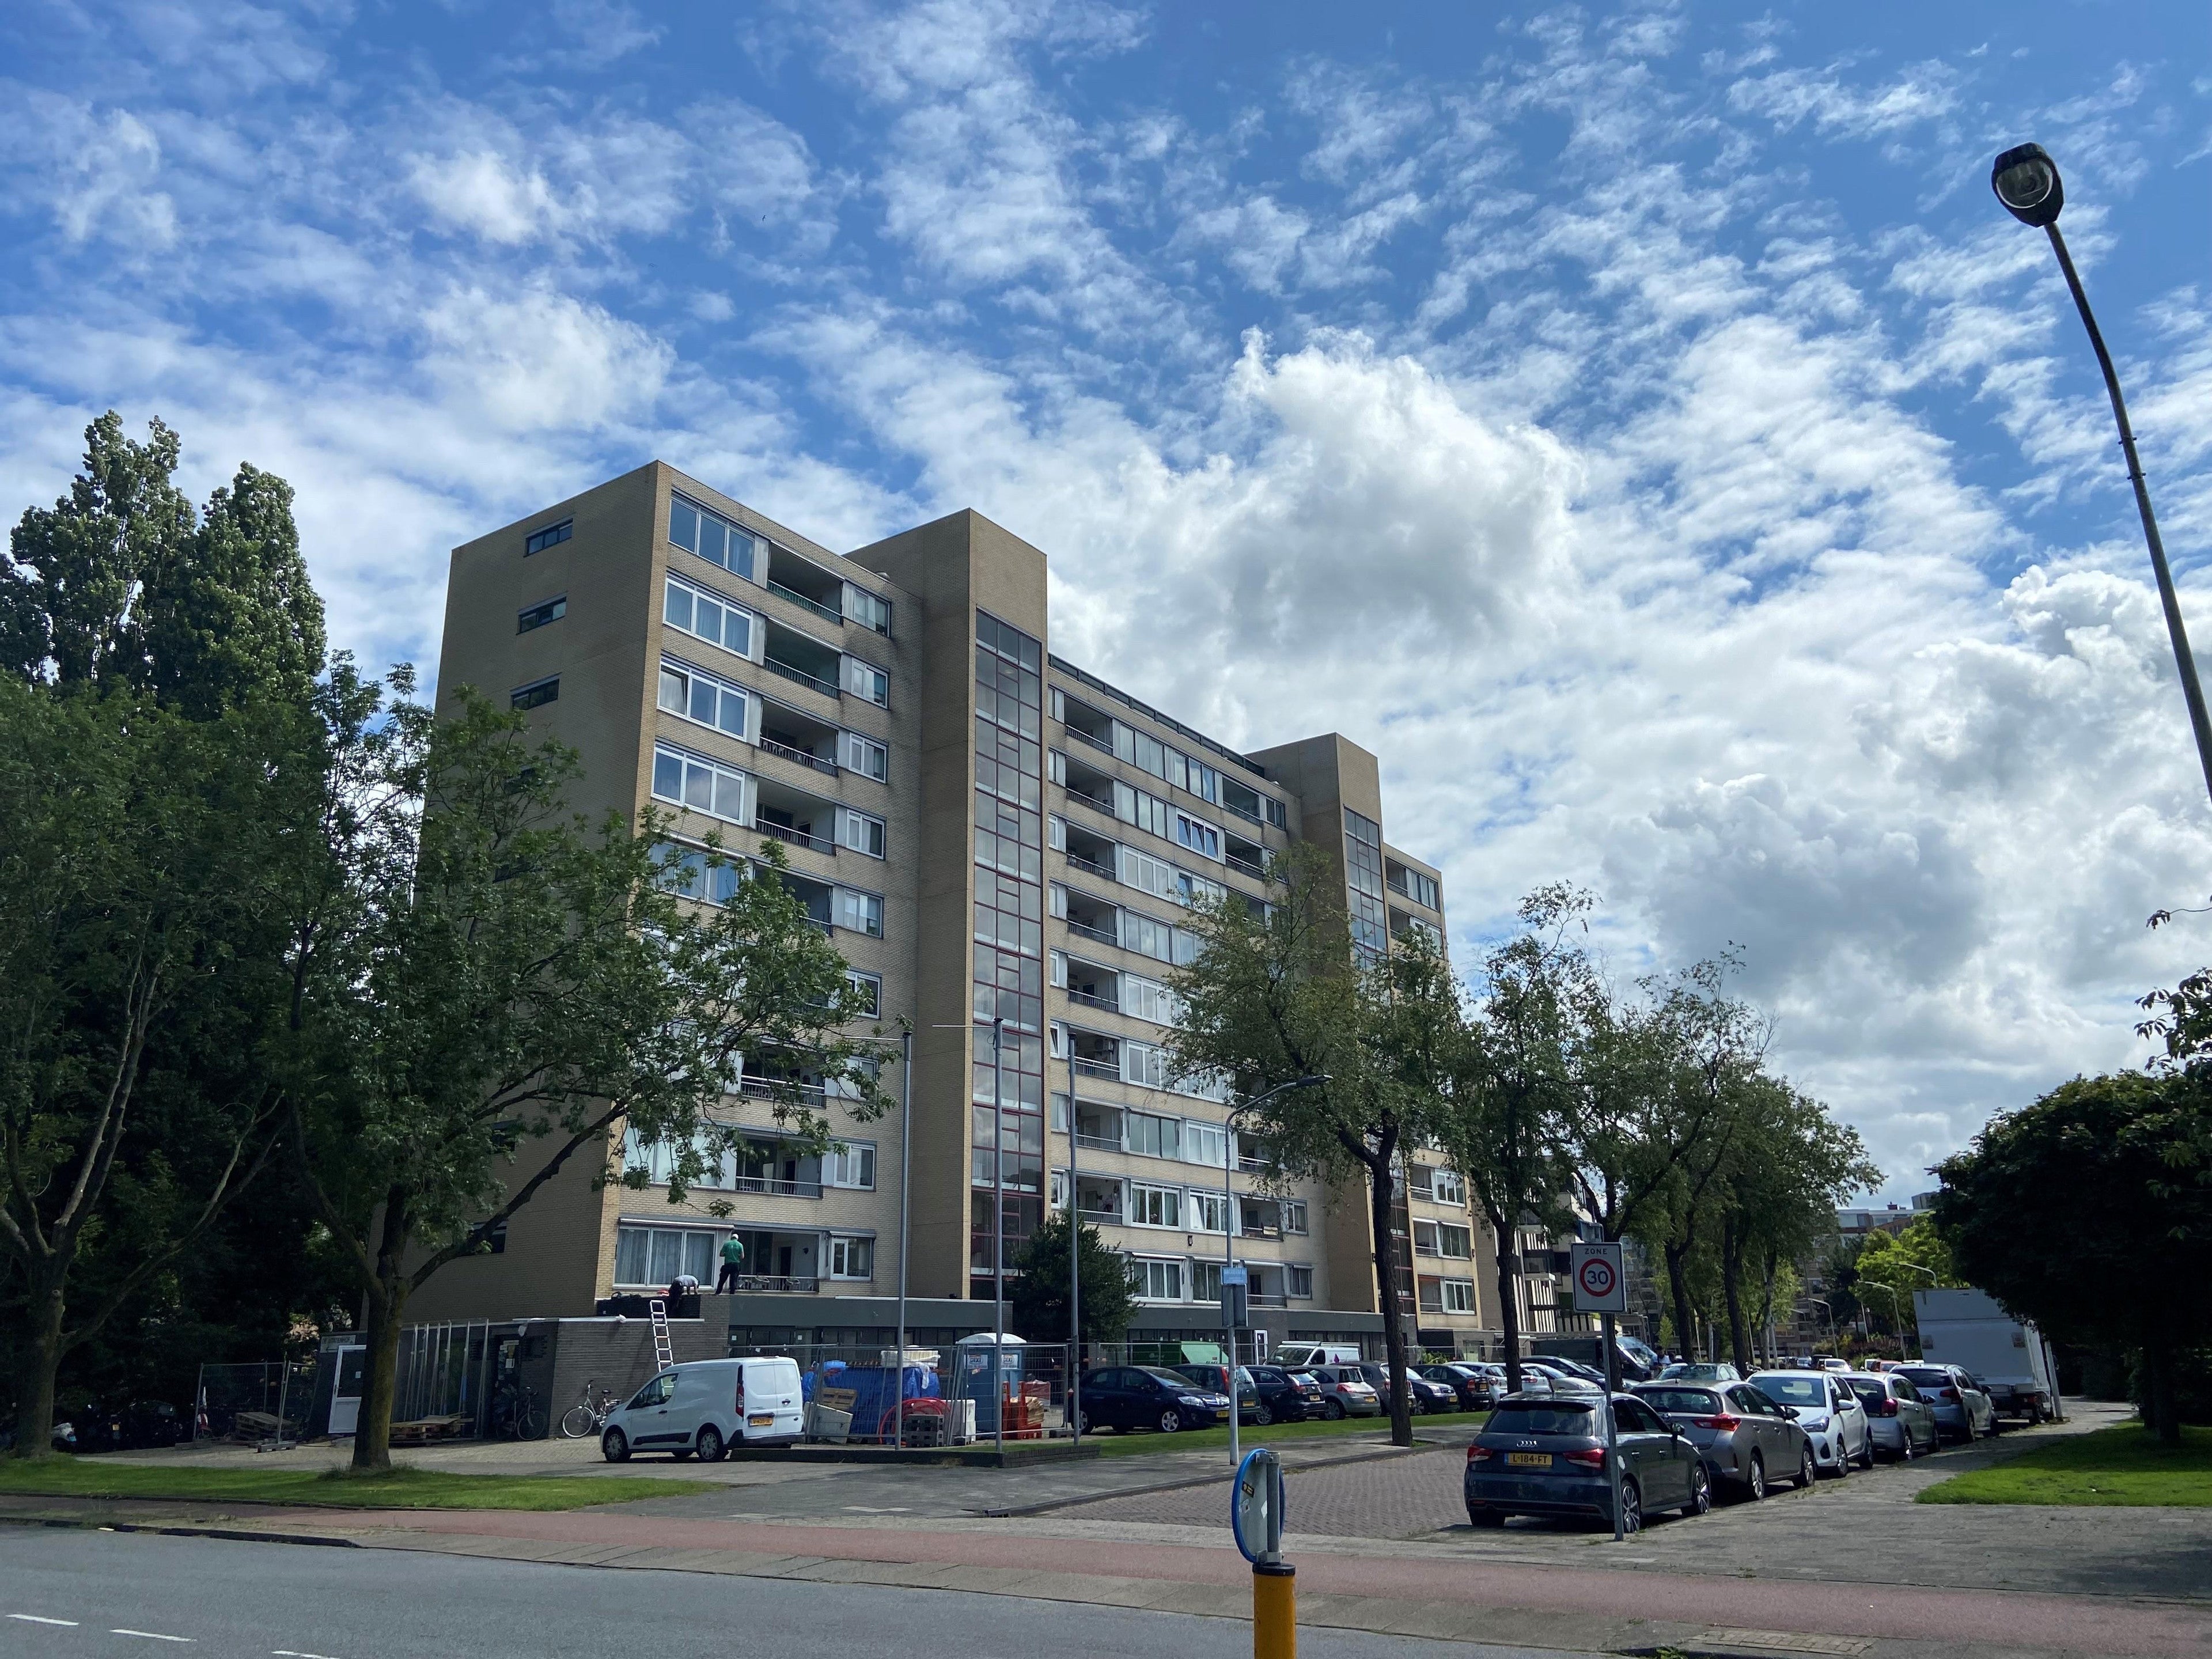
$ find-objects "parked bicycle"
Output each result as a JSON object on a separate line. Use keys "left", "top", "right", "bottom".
{"left": 491, "top": 1377, "right": 546, "bottom": 1441}
{"left": 559, "top": 1380, "right": 621, "bottom": 1440}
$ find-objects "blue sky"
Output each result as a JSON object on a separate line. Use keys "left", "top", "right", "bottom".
{"left": 3, "top": 0, "right": 2207, "bottom": 1199}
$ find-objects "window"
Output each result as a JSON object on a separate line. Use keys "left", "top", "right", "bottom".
{"left": 1120, "top": 845, "right": 1180, "bottom": 905}
{"left": 1123, "top": 1041, "right": 1169, "bottom": 1089}
{"left": 1116, "top": 781, "right": 1172, "bottom": 840}
{"left": 613, "top": 1224, "right": 718, "bottom": 1287}
{"left": 1438, "top": 1223, "right": 1473, "bottom": 1259}
{"left": 524, "top": 518, "right": 571, "bottom": 555}
{"left": 828, "top": 1236, "right": 873, "bottom": 1279}
{"left": 1193, "top": 1260, "right": 1224, "bottom": 1300}
{"left": 652, "top": 744, "right": 750, "bottom": 824}
{"left": 842, "top": 809, "right": 887, "bottom": 858}
{"left": 1120, "top": 910, "right": 1175, "bottom": 964}
{"left": 842, "top": 731, "right": 889, "bottom": 781}
{"left": 1190, "top": 1190, "right": 1229, "bottom": 1233}
{"left": 1344, "top": 808, "right": 1388, "bottom": 960}
{"left": 1387, "top": 860, "right": 1441, "bottom": 911}
{"left": 517, "top": 595, "right": 566, "bottom": 633}
{"left": 1266, "top": 798, "right": 1289, "bottom": 831}
{"left": 1125, "top": 1111, "right": 1180, "bottom": 1160}
{"left": 844, "top": 657, "right": 889, "bottom": 706}
{"left": 1441, "top": 1279, "right": 1476, "bottom": 1313}
{"left": 1282, "top": 1199, "right": 1309, "bottom": 1235}
{"left": 1175, "top": 812, "right": 1221, "bottom": 861}
{"left": 844, "top": 585, "right": 892, "bottom": 635}
{"left": 1431, "top": 1168, "right": 1467, "bottom": 1206}
{"left": 827, "top": 1141, "right": 876, "bottom": 1190}
{"left": 664, "top": 575, "right": 754, "bottom": 657}
{"left": 1122, "top": 973, "right": 1181, "bottom": 1025}
{"left": 846, "top": 971, "right": 881, "bottom": 1017}
{"left": 668, "top": 495, "right": 759, "bottom": 581}
{"left": 1221, "top": 778, "right": 1262, "bottom": 823}
{"left": 1286, "top": 1264, "right": 1313, "bottom": 1298}
{"left": 654, "top": 840, "right": 745, "bottom": 906}
{"left": 1130, "top": 1256, "right": 1184, "bottom": 1300}
{"left": 658, "top": 660, "right": 750, "bottom": 738}
{"left": 1181, "top": 1119, "right": 1228, "bottom": 1170}
{"left": 1131, "top": 1184, "right": 1181, "bottom": 1226}
{"left": 836, "top": 886, "right": 884, "bottom": 937}
{"left": 1413, "top": 1219, "right": 1440, "bottom": 1256}
{"left": 511, "top": 676, "right": 559, "bottom": 710}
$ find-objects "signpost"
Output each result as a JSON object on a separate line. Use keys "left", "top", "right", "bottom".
{"left": 1233, "top": 1446, "right": 1292, "bottom": 1659}
{"left": 1570, "top": 1241, "right": 1628, "bottom": 1541}
{"left": 1223, "top": 1263, "right": 1249, "bottom": 1467}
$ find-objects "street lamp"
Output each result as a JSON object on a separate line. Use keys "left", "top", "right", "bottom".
{"left": 1807, "top": 1296, "right": 1838, "bottom": 1355}
{"left": 1224, "top": 1075, "right": 1328, "bottom": 1468}
{"left": 1992, "top": 142, "right": 2212, "bottom": 808}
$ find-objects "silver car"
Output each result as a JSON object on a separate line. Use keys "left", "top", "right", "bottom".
{"left": 1750, "top": 1370, "right": 1874, "bottom": 1475}
{"left": 1893, "top": 1363, "right": 1997, "bottom": 1443}
{"left": 1840, "top": 1370, "right": 1939, "bottom": 1461}
{"left": 1633, "top": 1380, "right": 1815, "bottom": 1499}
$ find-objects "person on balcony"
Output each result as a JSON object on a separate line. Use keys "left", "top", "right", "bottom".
{"left": 715, "top": 1230, "right": 745, "bottom": 1293}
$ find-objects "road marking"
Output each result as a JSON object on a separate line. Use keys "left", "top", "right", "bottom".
{"left": 273, "top": 1649, "right": 343, "bottom": 1657}
{"left": 110, "top": 1633, "right": 195, "bottom": 1643}
{"left": 8, "top": 1616, "right": 81, "bottom": 1627}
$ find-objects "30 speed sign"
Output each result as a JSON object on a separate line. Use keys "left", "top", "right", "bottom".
{"left": 1570, "top": 1241, "right": 1627, "bottom": 1313}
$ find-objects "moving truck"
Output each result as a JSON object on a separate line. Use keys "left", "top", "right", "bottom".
{"left": 1913, "top": 1288, "right": 2060, "bottom": 1423}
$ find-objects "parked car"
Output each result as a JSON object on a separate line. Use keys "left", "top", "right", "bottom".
{"left": 1658, "top": 1362, "right": 1743, "bottom": 1385}
{"left": 1465, "top": 1393, "right": 1710, "bottom": 1532}
{"left": 1631, "top": 1380, "right": 1815, "bottom": 1499}
{"left": 1274, "top": 1342, "right": 1365, "bottom": 1370}
{"left": 1520, "top": 1361, "right": 1605, "bottom": 1397}
{"left": 1420, "top": 1363, "right": 1500, "bottom": 1413}
{"left": 1078, "top": 1366, "right": 1234, "bottom": 1434}
{"left": 1172, "top": 1364, "right": 1261, "bottom": 1423}
{"left": 1840, "top": 1370, "right": 1940, "bottom": 1461}
{"left": 1308, "top": 1365, "right": 1383, "bottom": 1419}
{"left": 1893, "top": 1363, "right": 1997, "bottom": 1443}
{"left": 601, "top": 1356, "right": 804, "bottom": 1461}
{"left": 1748, "top": 1370, "right": 1873, "bottom": 1475}
{"left": 1345, "top": 1363, "right": 1459, "bottom": 1415}
{"left": 1245, "top": 1366, "right": 1324, "bottom": 1423}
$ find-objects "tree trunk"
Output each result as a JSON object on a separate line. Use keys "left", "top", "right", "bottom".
{"left": 1721, "top": 1217, "right": 1752, "bottom": 1373}
{"left": 1664, "top": 1241, "right": 1696, "bottom": 1369}
{"left": 1366, "top": 1158, "right": 1412, "bottom": 1448}
{"left": 350, "top": 1187, "right": 413, "bottom": 1472}
{"left": 2143, "top": 1331, "right": 2180, "bottom": 1446}
{"left": 10, "top": 1267, "right": 68, "bottom": 1460}
{"left": 1490, "top": 1206, "right": 1522, "bottom": 1396}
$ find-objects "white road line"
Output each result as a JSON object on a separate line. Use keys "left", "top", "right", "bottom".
{"left": 109, "top": 1632, "right": 194, "bottom": 1643}
{"left": 7, "top": 1616, "right": 81, "bottom": 1627}
{"left": 272, "top": 1649, "right": 344, "bottom": 1657}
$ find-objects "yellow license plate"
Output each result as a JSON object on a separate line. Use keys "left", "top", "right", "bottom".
{"left": 749, "top": 1414, "right": 776, "bottom": 1426}
{"left": 1506, "top": 1452, "right": 1552, "bottom": 1467}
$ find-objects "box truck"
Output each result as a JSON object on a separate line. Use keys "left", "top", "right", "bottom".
{"left": 1913, "top": 1287, "right": 2061, "bottom": 1423}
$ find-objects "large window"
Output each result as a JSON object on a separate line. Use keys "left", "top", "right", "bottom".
{"left": 614, "top": 1224, "right": 717, "bottom": 1287}
{"left": 653, "top": 744, "right": 749, "bottom": 824}
{"left": 1440, "top": 1278, "right": 1476, "bottom": 1313}
{"left": 842, "top": 809, "right": 887, "bottom": 859}
{"left": 1344, "top": 808, "right": 1388, "bottom": 961}
{"left": 1175, "top": 812, "right": 1221, "bottom": 860}
{"left": 665, "top": 574, "right": 754, "bottom": 657}
{"left": 844, "top": 657, "right": 889, "bottom": 706}
{"left": 1123, "top": 1041, "right": 1168, "bottom": 1089}
{"left": 1181, "top": 1119, "right": 1228, "bottom": 1171}
{"left": 1387, "top": 860, "right": 1440, "bottom": 911}
{"left": 659, "top": 659, "right": 750, "bottom": 738}
{"left": 827, "top": 1141, "right": 876, "bottom": 1190}
{"left": 1189, "top": 1190, "right": 1229, "bottom": 1233}
{"left": 1122, "top": 972, "right": 1181, "bottom": 1025}
{"left": 654, "top": 840, "right": 744, "bottom": 906}
{"left": 1431, "top": 1168, "right": 1467, "bottom": 1206}
{"left": 1125, "top": 1110, "right": 1180, "bottom": 1159}
{"left": 668, "top": 495, "right": 759, "bottom": 581}
{"left": 1131, "top": 1184, "right": 1181, "bottom": 1227}
{"left": 828, "top": 1236, "right": 873, "bottom": 1279}
{"left": 1120, "top": 910, "right": 1175, "bottom": 964}
{"left": 836, "top": 887, "right": 884, "bottom": 937}
{"left": 843, "top": 732, "right": 889, "bottom": 781}
{"left": 1130, "top": 1256, "right": 1185, "bottom": 1301}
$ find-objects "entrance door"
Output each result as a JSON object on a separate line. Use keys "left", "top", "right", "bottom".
{"left": 328, "top": 1347, "right": 367, "bottom": 1437}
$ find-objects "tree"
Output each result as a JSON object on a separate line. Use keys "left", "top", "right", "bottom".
{"left": 1437, "top": 885, "right": 1579, "bottom": 1395}
{"left": 0, "top": 683, "right": 311, "bottom": 1455}
{"left": 1933, "top": 1072, "right": 2212, "bottom": 1443}
{"left": 1851, "top": 1219, "right": 1959, "bottom": 1347}
{"left": 1007, "top": 1213, "right": 1135, "bottom": 1346}
{"left": 289, "top": 679, "right": 886, "bottom": 1469}
{"left": 1169, "top": 843, "right": 1441, "bottom": 1447}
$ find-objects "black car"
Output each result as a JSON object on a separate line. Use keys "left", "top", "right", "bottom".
{"left": 1171, "top": 1363, "right": 1262, "bottom": 1423}
{"left": 1420, "top": 1362, "right": 1499, "bottom": 1412}
{"left": 1245, "top": 1365, "right": 1324, "bottom": 1423}
{"left": 1077, "top": 1366, "right": 1234, "bottom": 1434}
{"left": 1349, "top": 1362, "right": 1460, "bottom": 1415}
{"left": 1465, "top": 1392, "right": 1710, "bottom": 1532}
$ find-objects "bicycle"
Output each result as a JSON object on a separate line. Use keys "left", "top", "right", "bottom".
{"left": 559, "top": 1380, "right": 620, "bottom": 1440}
{"left": 491, "top": 1378, "right": 546, "bottom": 1441}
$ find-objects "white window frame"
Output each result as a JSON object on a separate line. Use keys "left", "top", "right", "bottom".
{"left": 827, "top": 1234, "right": 874, "bottom": 1279}
{"left": 652, "top": 744, "right": 752, "bottom": 827}
{"left": 1130, "top": 1255, "right": 1185, "bottom": 1302}
{"left": 664, "top": 573, "right": 758, "bottom": 659}
{"left": 1431, "top": 1168, "right": 1467, "bottom": 1206}
{"left": 835, "top": 886, "right": 884, "bottom": 937}
{"left": 841, "top": 730, "right": 889, "bottom": 781}
{"left": 1181, "top": 1119, "right": 1228, "bottom": 1171}
{"left": 840, "top": 808, "right": 887, "bottom": 858}
{"left": 1283, "top": 1199, "right": 1309, "bottom": 1236}
{"left": 843, "top": 655, "right": 889, "bottom": 706}
{"left": 1440, "top": 1278, "right": 1476, "bottom": 1313}
{"left": 658, "top": 657, "right": 754, "bottom": 742}
{"left": 1438, "top": 1222, "right": 1474, "bottom": 1260}
{"left": 1130, "top": 1183, "right": 1181, "bottom": 1228}
{"left": 1175, "top": 811, "right": 1222, "bottom": 861}
{"left": 827, "top": 1141, "right": 877, "bottom": 1190}
{"left": 1285, "top": 1264, "right": 1314, "bottom": 1299}
{"left": 1189, "top": 1190, "right": 1229, "bottom": 1234}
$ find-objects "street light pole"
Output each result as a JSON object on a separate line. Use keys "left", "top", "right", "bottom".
{"left": 895, "top": 1029, "right": 911, "bottom": 1453}
{"left": 991, "top": 1016, "right": 1006, "bottom": 1459}
{"left": 1067, "top": 1044, "right": 1081, "bottom": 1447}
{"left": 1992, "top": 142, "right": 2212, "bottom": 809}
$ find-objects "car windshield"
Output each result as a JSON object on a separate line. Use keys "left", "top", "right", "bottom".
{"left": 1755, "top": 1377, "right": 1827, "bottom": 1407}
{"left": 1486, "top": 1404, "right": 1597, "bottom": 1434}
{"left": 1848, "top": 1380, "right": 1888, "bottom": 1407}
{"left": 1140, "top": 1368, "right": 1204, "bottom": 1389}
{"left": 1899, "top": 1369, "right": 1950, "bottom": 1388}
{"left": 1638, "top": 1388, "right": 1720, "bottom": 1414}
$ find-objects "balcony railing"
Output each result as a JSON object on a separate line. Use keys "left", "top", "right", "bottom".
{"left": 730, "top": 1176, "right": 823, "bottom": 1199}
{"left": 738, "top": 1075, "right": 827, "bottom": 1103}
{"left": 1076, "top": 1205, "right": 1124, "bottom": 1224}
{"left": 1226, "top": 853, "right": 1266, "bottom": 880}
{"left": 765, "top": 657, "right": 839, "bottom": 698}
{"left": 1074, "top": 1131, "right": 1123, "bottom": 1152}
{"left": 756, "top": 820, "right": 836, "bottom": 855}
{"left": 1071, "top": 1055, "right": 1120, "bottom": 1080}
{"left": 1064, "top": 726, "right": 1113, "bottom": 756}
{"left": 730, "top": 1274, "right": 819, "bottom": 1294}
{"left": 767, "top": 581, "right": 843, "bottom": 626}
{"left": 760, "top": 736, "right": 838, "bottom": 776}
{"left": 1238, "top": 1222, "right": 1284, "bottom": 1241}
{"left": 1065, "top": 918, "right": 1117, "bottom": 947}
{"left": 1064, "top": 853, "right": 1113, "bottom": 880}
{"left": 1066, "top": 988, "right": 1120, "bottom": 1014}
{"left": 1063, "top": 788, "right": 1116, "bottom": 817}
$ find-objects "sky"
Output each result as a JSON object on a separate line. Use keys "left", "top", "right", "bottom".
{"left": 2, "top": 0, "right": 2208, "bottom": 1204}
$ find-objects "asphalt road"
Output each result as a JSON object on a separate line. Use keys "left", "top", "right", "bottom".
{"left": 0, "top": 1528, "right": 1566, "bottom": 1659}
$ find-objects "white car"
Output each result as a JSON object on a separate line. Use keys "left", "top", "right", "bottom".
{"left": 1517, "top": 1360, "right": 1604, "bottom": 1397}
{"left": 1309, "top": 1365, "right": 1382, "bottom": 1418}
{"left": 1751, "top": 1370, "right": 1873, "bottom": 1476}
{"left": 600, "top": 1356, "right": 804, "bottom": 1461}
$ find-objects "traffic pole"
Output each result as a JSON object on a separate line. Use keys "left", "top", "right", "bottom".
{"left": 1604, "top": 1310, "right": 1623, "bottom": 1543}
{"left": 1253, "top": 1562, "right": 1295, "bottom": 1659}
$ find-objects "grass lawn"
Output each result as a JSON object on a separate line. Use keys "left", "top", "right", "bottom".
{"left": 0, "top": 1459, "right": 717, "bottom": 1511}
{"left": 1916, "top": 1424, "right": 2212, "bottom": 1507}
{"left": 1088, "top": 1410, "right": 1487, "bottom": 1458}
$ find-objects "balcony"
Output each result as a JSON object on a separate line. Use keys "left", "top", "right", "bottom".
{"left": 1063, "top": 888, "right": 1119, "bottom": 949}
{"left": 1073, "top": 1103, "right": 1123, "bottom": 1152}
{"left": 755, "top": 775, "right": 839, "bottom": 857}
{"left": 764, "top": 546, "right": 845, "bottom": 626}
{"left": 758, "top": 700, "right": 842, "bottom": 777}
{"left": 779, "top": 870, "right": 835, "bottom": 932}
{"left": 763, "top": 615, "right": 841, "bottom": 699}
{"left": 1066, "top": 987, "right": 1120, "bottom": 1015}
{"left": 727, "top": 1274, "right": 819, "bottom": 1294}
{"left": 1060, "top": 692, "right": 1115, "bottom": 753}
{"left": 1060, "top": 751, "right": 1119, "bottom": 818}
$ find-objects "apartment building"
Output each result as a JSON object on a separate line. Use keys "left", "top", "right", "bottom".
{"left": 409, "top": 461, "right": 1501, "bottom": 1358}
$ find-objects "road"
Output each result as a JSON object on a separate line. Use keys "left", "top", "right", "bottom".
{"left": 0, "top": 1528, "right": 1558, "bottom": 1659}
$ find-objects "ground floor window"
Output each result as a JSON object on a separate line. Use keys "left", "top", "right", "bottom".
{"left": 615, "top": 1224, "right": 718, "bottom": 1287}
{"left": 1130, "top": 1256, "right": 1184, "bottom": 1301}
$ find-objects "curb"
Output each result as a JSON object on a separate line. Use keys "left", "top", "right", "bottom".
{"left": 0, "top": 1513, "right": 359, "bottom": 1549}
{"left": 978, "top": 1435, "right": 1447, "bottom": 1518}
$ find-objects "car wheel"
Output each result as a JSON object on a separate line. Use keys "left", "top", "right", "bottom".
{"left": 696, "top": 1425, "right": 725, "bottom": 1463}
{"left": 1324, "top": 1399, "right": 1345, "bottom": 1421}
{"left": 601, "top": 1427, "right": 630, "bottom": 1463}
{"left": 1745, "top": 1452, "right": 1766, "bottom": 1501}
{"left": 1831, "top": 1446, "right": 1848, "bottom": 1480}
{"left": 1858, "top": 1435, "right": 1876, "bottom": 1470}
{"left": 1158, "top": 1408, "right": 1184, "bottom": 1434}
{"left": 1683, "top": 1463, "right": 1713, "bottom": 1517}
{"left": 1896, "top": 1432, "right": 1914, "bottom": 1464}
{"left": 1795, "top": 1446, "right": 1817, "bottom": 1489}
{"left": 1253, "top": 1403, "right": 1274, "bottom": 1426}
{"left": 1618, "top": 1480, "right": 1643, "bottom": 1535}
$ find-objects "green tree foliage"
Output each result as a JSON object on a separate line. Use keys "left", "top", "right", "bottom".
{"left": 1007, "top": 1212, "right": 1135, "bottom": 1345}
{"left": 1934, "top": 1071, "right": 2212, "bottom": 1443}
{"left": 287, "top": 678, "right": 887, "bottom": 1469}
{"left": 1851, "top": 1218, "right": 1960, "bottom": 1344}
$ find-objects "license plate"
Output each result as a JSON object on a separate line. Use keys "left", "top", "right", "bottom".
{"left": 1506, "top": 1451, "right": 1552, "bottom": 1468}
{"left": 749, "top": 1414, "right": 776, "bottom": 1426}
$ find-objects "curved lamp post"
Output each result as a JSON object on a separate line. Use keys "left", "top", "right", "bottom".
{"left": 1992, "top": 143, "right": 2212, "bottom": 808}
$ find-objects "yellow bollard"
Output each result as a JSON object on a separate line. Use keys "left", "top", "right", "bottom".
{"left": 1253, "top": 1560, "right": 1296, "bottom": 1659}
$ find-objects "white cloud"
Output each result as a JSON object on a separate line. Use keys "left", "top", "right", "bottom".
{"left": 1728, "top": 60, "right": 1961, "bottom": 139}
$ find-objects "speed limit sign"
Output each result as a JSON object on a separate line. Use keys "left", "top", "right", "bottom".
{"left": 1570, "top": 1241, "right": 1626, "bottom": 1313}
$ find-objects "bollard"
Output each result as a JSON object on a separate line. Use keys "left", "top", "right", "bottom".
{"left": 1253, "top": 1560, "right": 1296, "bottom": 1659}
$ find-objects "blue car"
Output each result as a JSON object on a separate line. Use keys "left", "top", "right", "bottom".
{"left": 1465, "top": 1393, "right": 1710, "bottom": 1532}
{"left": 1077, "top": 1365, "right": 1234, "bottom": 1434}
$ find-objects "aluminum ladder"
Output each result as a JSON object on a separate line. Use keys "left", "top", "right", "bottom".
{"left": 648, "top": 1300, "right": 675, "bottom": 1372}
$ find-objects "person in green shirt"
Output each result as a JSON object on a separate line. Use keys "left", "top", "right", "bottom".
{"left": 715, "top": 1231, "right": 745, "bottom": 1293}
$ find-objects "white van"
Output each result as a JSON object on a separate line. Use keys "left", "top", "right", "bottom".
{"left": 1274, "top": 1343, "right": 1363, "bottom": 1370}
{"left": 600, "top": 1357, "right": 804, "bottom": 1461}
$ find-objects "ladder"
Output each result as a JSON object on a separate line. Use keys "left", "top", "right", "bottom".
{"left": 649, "top": 1300, "right": 675, "bottom": 1373}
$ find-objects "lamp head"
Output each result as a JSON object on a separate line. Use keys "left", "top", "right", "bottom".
{"left": 1991, "top": 142, "right": 2062, "bottom": 228}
